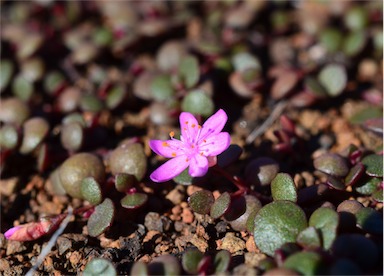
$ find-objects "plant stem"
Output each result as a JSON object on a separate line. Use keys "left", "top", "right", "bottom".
{"left": 211, "top": 165, "right": 272, "bottom": 203}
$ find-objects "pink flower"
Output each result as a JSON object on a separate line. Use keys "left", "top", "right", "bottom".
{"left": 4, "top": 215, "right": 66, "bottom": 241}
{"left": 150, "top": 109, "right": 231, "bottom": 182}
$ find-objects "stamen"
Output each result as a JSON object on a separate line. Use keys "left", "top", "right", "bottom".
{"left": 172, "top": 152, "right": 177, "bottom": 157}
{"left": 162, "top": 142, "right": 169, "bottom": 147}
{"left": 191, "top": 124, "right": 196, "bottom": 128}
{"left": 200, "top": 152, "right": 204, "bottom": 156}
{"left": 169, "top": 131, "right": 175, "bottom": 138}
{"left": 185, "top": 121, "right": 188, "bottom": 124}
{"left": 203, "top": 139, "right": 207, "bottom": 143}
{"left": 185, "top": 158, "right": 189, "bottom": 162}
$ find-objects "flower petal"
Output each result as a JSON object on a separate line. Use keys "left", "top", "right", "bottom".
{"left": 149, "top": 139, "right": 184, "bottom": 158}
{"left": 199, "top": 109, "right": 228, "bottom": 139}
{"left": 179, "top": 112, "right": 200, "bottom": 142}
{"left": 189, "top": 154, "right": 208, "bottom": 177}
{"left": 199, "top": 132, "right": 230, "bottom": 156}
{"left": 4, "top": 226, "right": 20, "bottom": 239}
{"left": 150, "top": 155, "right": 189, "bottom": 182}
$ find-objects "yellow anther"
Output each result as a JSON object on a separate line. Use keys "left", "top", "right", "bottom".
{"left": 200, "top": 152, "right": 204, "bottom": 156}
{"left": 185, "top": 158, "right": 189, "bottom": 162}
{"left": 162, "top": 142, "right": 169, "bottom": 147}
{"left": 198, "top": 125, "right": 202, "bottom": 129}
{"left": 185, "top": 121, "right": 189, "bottom": 124}
{"left": 169, "top": 131, "right": 175, "bottom": 138}
{"left": 191, "top": 124, "right": 196, "bottom": 128}
{"left": 203, "top": 139, "right": 207, "bottom": 143}
{"left": 172, "top": 152, "right": 177, "bottom": 157}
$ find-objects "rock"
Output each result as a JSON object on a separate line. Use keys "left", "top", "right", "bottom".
{"left": 221, "top": 232, "right": 246, "bottom": 254}
{"left": 6, "top": 240, "right": 27, "bottom": 255}
{"left": 165, "top": 185, "right": 186, "bottom": 205}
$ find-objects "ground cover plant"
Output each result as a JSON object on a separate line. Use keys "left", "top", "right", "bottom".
{"left": 0, "top": 1, "right": 383, "bottom": 275}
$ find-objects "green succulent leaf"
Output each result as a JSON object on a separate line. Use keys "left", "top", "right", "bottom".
{"left": 120, "top": 193, "right": 148, "bottom": 209}
{"left": 253, "top": 201, "right": 307, "bottom": 256}
{"left": 318, "top": 64, "right": 347, "bottom": 97}
{"left": 181, "top": 90, "right": 214, "bottom": 117}
{"left": 271, "top": 173, "right": 297, "bottom": 202}
{"left": 87, "top": 198, "right": 115, "bottom": 237}
{"left": 343, "top": 31, "right": 366, "bottom": 56}
{"left": 296, "top": 226, "right": 321, "bottom": 249}
{"left": 309, "top": 207, "right": 339, "bottom": 250}
{"left": 106, "top": 85, "right": 126, "bottom": 109}
{"left": 151, "top": 75, "right": 174, "bottom": 101}
{"left": 189, "top": 190, "right": 215, "bottom": 215}
{"left": 12, "top": 74, "right": 34, "bottom": 101}
{"left": 210, "top": 192, "right": 231, "bottom": 219}
{"left": 0, "top": 60, "right": 14, "bottom": 93}
{"left": 179, "top": 55, "right": 199, "bottom": 89}
{"left": 283, "top": 251, "right": 324, "bottom": 276}
{"left": 83, "top": 258, "right": 116, "bottom": 276}
{"left": 81, "top": 177, "right": 103, "bottom": 205}
{"left": 173, "top": 167, "right": 196, "bottom": 185}
{"left": 214, "top": 250, "right": 231, "bottom": 273}
{"left": 182, "top": 249, "right": 204, "bottom": 274}
{"left": 361, "top": 154, "right": 383, "bottom": 177}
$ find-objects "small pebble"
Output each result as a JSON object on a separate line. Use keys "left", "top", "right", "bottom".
{"left": 221, "top": 232, "right": 246, "bottom": 254}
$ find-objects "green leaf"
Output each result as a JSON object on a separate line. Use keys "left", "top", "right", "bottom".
{"left": 115, "top": 173, "right": 136, "bottom": 193}
{"left": 372, "top": 188, "right": 383, "bottom": 203}
{"left": 354, "top": 176, "right": 381, "bottom": 195}
{"left": 344, "top": 6, "right": 368, "bottom": 31}
{"left": 81, "top": 177, "right": 102, "bottom": 205}
{"left": 232, "top": 52, "right": 261, "bottom": 73}
{"left": 12, "top": 74, "right": 33, "bottom": 101}
{"left": 0, "top": 60, "right": 14, "bottom": 92}
{"left": 83, "top": 258, "right": 116, "bottom": 276}
{"left": 182, "top": 249, "right": 204, "bottom": 274}
{"left": 253, "top": 201, "right": 307, "bottom": 256}
{"left": 349, "top": 107, "right": 382, "bottom": 124}
{"left": 296, "top": 226, "right": 321, "bottom": 249}
{"left": 44, "top": 70, "right": 65, "bottom": 95}
{"left": 181, "top": 90, "right": 214, "bottom": 117}
{"left": 60, "top": 122, "right": 84, "bottom": 152}
{"left": 80, "top": 94, "right": 103, "bottom": 112}
{"left": 210, "top": 192, "right": 231, "bottom": 219}
{"left": 189, "top": 190, "right": 215, "bottom": 215}
{"left": 106, "top": 85, "right": 126, "bottom": 109}
{"left": 309, "top": 207, "right": 338, "bottom": 250}
{"left": 179, "top": 55, "right": 199, "bottom": 89}
{"left": 271, "top": 173, "right": 297, "bottom": 202}
{"left": 283, "top": 252, "right": 324, "bottom": 276}
{"left": 214, "top": 250, "right": 231, "bottom": 273}
{"left": 0, "top": 124, "right": 19, "bottom": 150}
{"left": 304, "top": 77, "right": 327, "bottom": 98}
{"left": 313, "top": 153, "right": 349, "bottom": 177}
{"left": 87, "top": 198, "right": 115, "bottom": 237}
{"left": 343, "top": 31, "right": 366, "bottom": 56}
{"left": 319, "top": 28, "right": 342, "bottom": 53}
{"left": 318, "top": 64, "right": 347, "bottom": 97}
{"left": 355, "top": 207, "right": 383, "bottom": 234}
{"left": 151, "top": 75, "right": 174, "bottom": 101}
{"left": 173, "top": 167, "right": 195, "bottom": 185}
{"left": 120, "top": 193, "right": 148, "bottom": 209}
{"left": 361, "top": 154, "right": 383, "bottom": 177}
